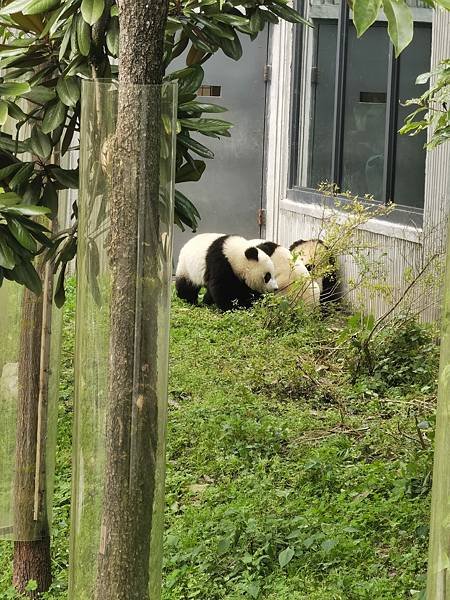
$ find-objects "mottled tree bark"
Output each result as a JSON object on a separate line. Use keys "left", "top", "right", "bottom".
{"left": 12, "top": 259, "right": 53, "bottom": 597}
{"left": 94, "top": 1, "right": 168, "bottom": 599}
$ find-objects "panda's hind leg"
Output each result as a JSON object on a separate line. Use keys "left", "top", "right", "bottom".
{"left": 175, "top": 276, "right": 200, "bottom": 304}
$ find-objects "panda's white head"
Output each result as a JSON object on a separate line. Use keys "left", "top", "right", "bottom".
{"left": 223, "top": 237, "right": 278, "bottom": 294}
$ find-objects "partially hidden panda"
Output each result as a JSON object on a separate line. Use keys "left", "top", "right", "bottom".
{"left": 248, "top": 240, "right": 320, "bottom": 307}
{"left": 289, "top": 239, "right": 340, "bottom": 305}
{"left": 175, "top": 233, "right": 278, "bottom": 311}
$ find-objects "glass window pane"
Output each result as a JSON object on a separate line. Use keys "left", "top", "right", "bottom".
{"left": 308, "top": 19, "right": 338, "bottom": 189}
{"left": 393, "top": 25, "right": 432, "bottom": 209}
{"left": 341, "top": 24, "right": 390, "bottom": 199}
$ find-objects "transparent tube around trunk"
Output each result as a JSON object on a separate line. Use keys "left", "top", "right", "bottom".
{"left": 427, "top": 216, "right": 450, "bottom": 599}
{"left": 0, "top": 267, "right": 62, "bottom": 541}
{"left": 69, "top": 80, "right": 177, "bottom": 600}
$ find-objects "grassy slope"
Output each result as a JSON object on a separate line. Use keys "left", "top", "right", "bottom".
{"left": 0, "top": 285, "right": 435, "bottom": 599}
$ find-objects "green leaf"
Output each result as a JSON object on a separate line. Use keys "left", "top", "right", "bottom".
{"left": 56, "top": 77, "right": 80, "bottom": 107}
{"left": 0, "top": 101, "right": 8, "bottom": 125}
{"left": 25, "top": 580, "right": 38, "bottom": 592}
{"left": 209, "top": 13, "right": 249, "bottom": 27}
{"left": 0, "top": 133, "right": 28, "bottom": 154}
{"left": 9, "top": 162, "right": 34, "bottom": 190}
{"left": 0, "top": 0, "right": 31, "bottom": 15}
{"left": 77, "top": 13, "right": 91, "bottom": 56}
{"left": 23, "top": 85, "right": 56, "bottom": 104}
{"left": 59, "top": 23, "right": 72, "bottom": 61}
{"left": 0, "top": 236, "right": 15, "bottom": 269}
{"left": 353, "top": 0, "right": 382, "bottom": 37}
{"left": 217, "top": 537, "right": 231, "bottom": 555}
{"left": 219, "top": 32, "right": 243, "bottom": 61}
{"left": 321, "top": 539, "right": 338, "bottom": 553}
{"left": 268, "top": 3, "right": 311, "bottom": 26}
{"left": 54, "top": 262, "right": 66, "bottom": 307}
{"left": 13, "top": 260, "right": 42, "bottom": 294}
{"left": 246, "top": 582, "right": 260, "bottom": 599}
{"left": 416, "top": 71, "right": 431, "bottom": 85}
{"left": 278, "top": 547, "right": 294, "bottom": 568}
{"left": 30, "top": 127, "right": 52, "bottom": 159}
{"left": 42, "top": 100, "right": 67, "bottom": 134}
{"left": 0, "top": 191, "right": 22, "bottom": 206}
{"left": 0, "top": 81, "right": 31, "bottom": 97}
{"left": 382, "top": 0, "right": 413, "bottom": 56}
{"left": 6, "top": 101, "right": 27, "bottom": 121}
{"left": 167, "top": 65, "right": 204, "bottom": 97}
{"left": 175, "top": 189, "right": 201, "bottom": 231}
{"left": 2, "top": 204, "right": 50, "bottom": 216}
{"left": 106, "top": 16, "right": 119, "bottom": 56}
{"left": 179, "top": 117, "right": 233, "bottom": 135}
{"left": 51, "top": 166, "right": 78, "bottom": 188}
{"left": 176, "top": 160, "right": 206, "bottom": 183}
{"left": 177, "top": 133, "right": 214, "bottom": 159}
{"left": 61, "top": 110, "right": 78, "bottom": 155}
{"left": 7, "top": 218, "right": 37, "bottom": 252}
{"left": 250, "top": 9, "right": 263, "bottom": 33}
{"left": 81, "top": 0, "right": 105, "bottom": 25}
{"left": 0, "top": 163, "right": 22, "bottom": 180}
{"left": 23, "top": 0, "right": 60, "bottom": 15}
{"left": 178, "top": 101, "right": 227, "bottom": 114}
{"left": 42, "top": 178, "right": 58, "bottom": 215}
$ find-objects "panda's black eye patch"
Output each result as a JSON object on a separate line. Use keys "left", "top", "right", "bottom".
{"left": 264, "top": 272, "right": 271, "bottom": 283}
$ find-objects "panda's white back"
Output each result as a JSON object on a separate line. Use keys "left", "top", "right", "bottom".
{"left": 176, "top": 233, "right": 224, "bottom": 286}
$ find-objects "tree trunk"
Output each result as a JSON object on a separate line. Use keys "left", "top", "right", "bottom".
{"left": 12, "top": 258, "right": 53, "bottom": 596}
{"left": 94, "top": 2, "right": 168, "bottom": 599}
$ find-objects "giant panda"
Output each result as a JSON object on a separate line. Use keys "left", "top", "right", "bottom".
{"left": 175, "top": 233, "right": 278, "bottom": 311}
{"left": 248, "top": 239, "right": 320, "bottom": 307}
{"left": 289, "top": 239, "right": 340, "bottom": 305}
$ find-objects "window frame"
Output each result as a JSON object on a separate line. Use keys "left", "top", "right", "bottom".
{"left": 287, "top": 0, "right": 433, "bottom": 228}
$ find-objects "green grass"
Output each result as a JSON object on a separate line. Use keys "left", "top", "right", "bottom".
{"left": 0, "top": 283, "right": 437, "bottom": 599}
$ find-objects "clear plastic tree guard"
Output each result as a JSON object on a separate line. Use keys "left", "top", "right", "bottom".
{"left": 427, "top": 221, "right": 450, "bottom": 599}
{"left": 0, "top": 275, "right": 62, "bottom": 541}
{"left": 69, "top": 80, "right": 177, "bottom": 600}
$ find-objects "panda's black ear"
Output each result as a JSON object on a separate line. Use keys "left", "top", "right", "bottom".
{"left": 245, "top": 247, "right": 259, "bottom": 261}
